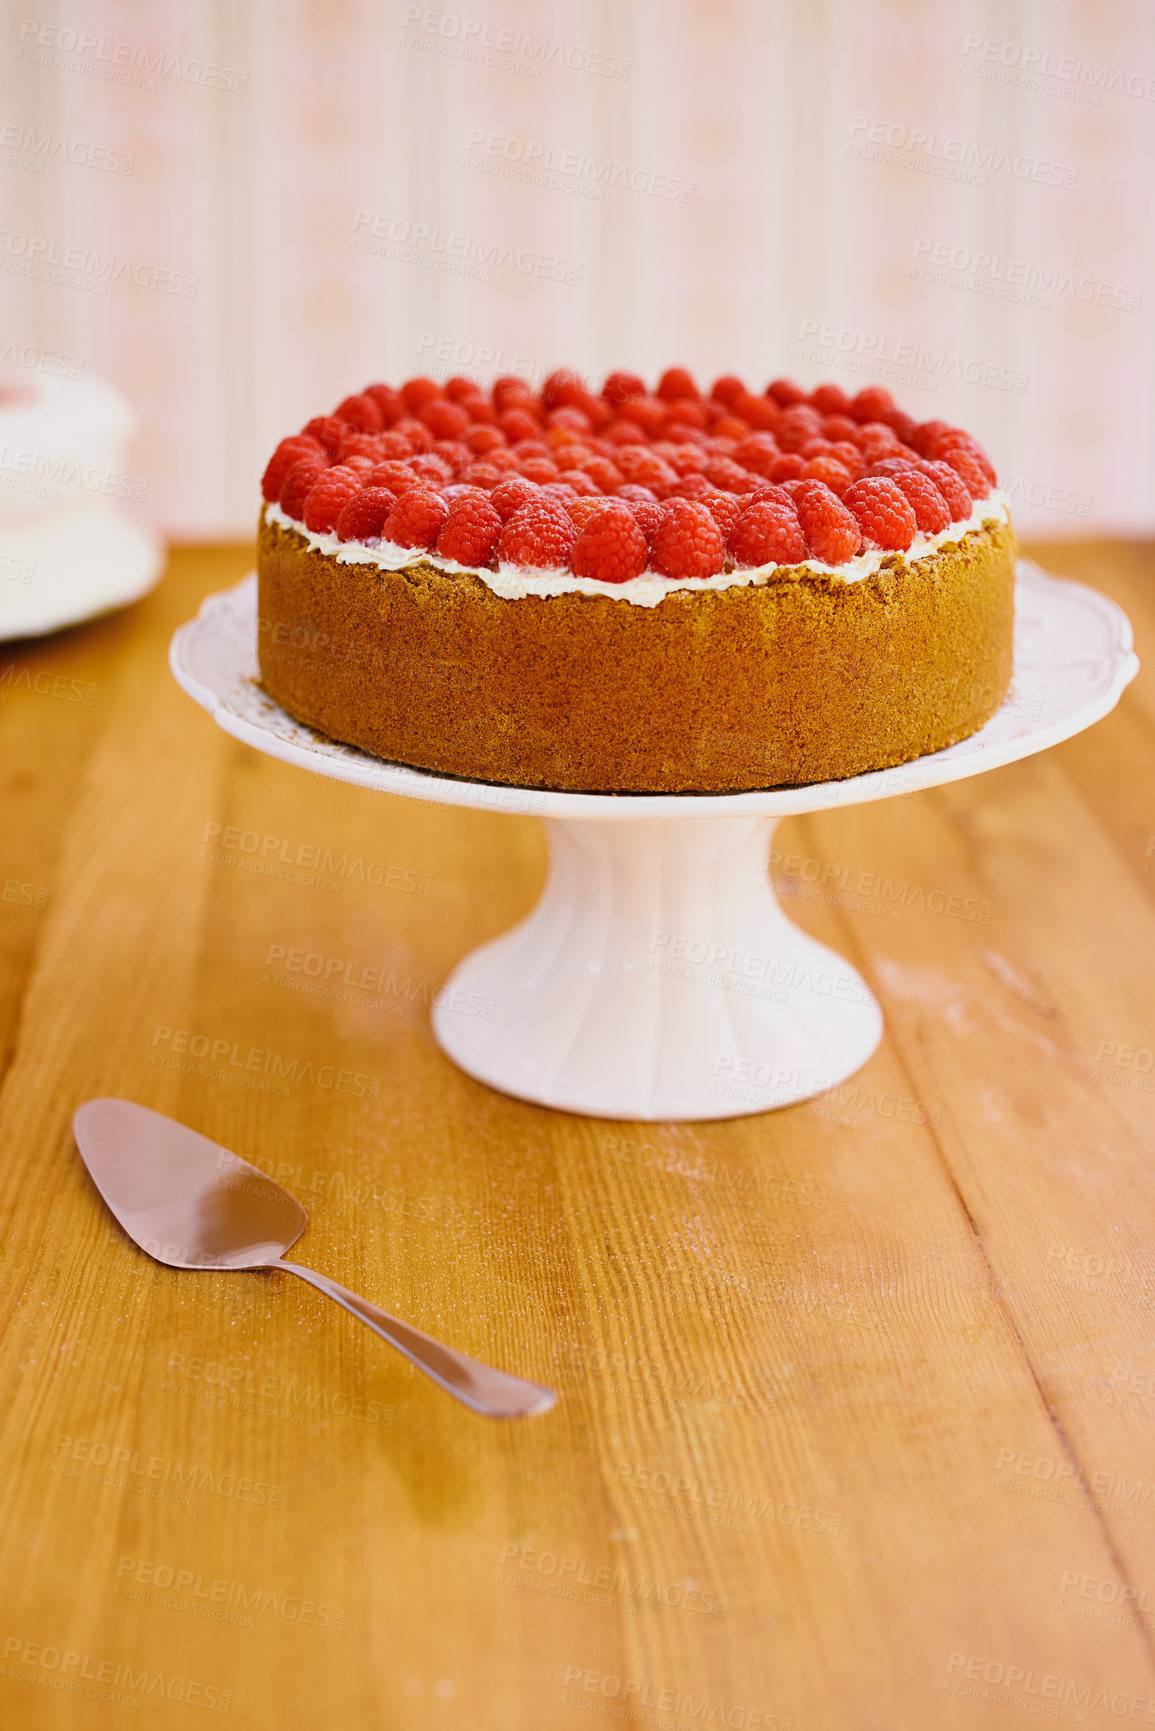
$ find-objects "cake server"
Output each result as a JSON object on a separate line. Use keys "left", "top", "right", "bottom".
{"left": 72, "top": 1098, "right": 555, "bottom": 1420}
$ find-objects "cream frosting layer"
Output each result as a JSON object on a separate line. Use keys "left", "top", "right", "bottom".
{"left": 264, "top": 489, "right": 1010, "bottom": 610}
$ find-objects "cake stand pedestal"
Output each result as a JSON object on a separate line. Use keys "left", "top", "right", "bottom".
{"left": 170, "top": 562, "right": 1136, "bottom": 1122}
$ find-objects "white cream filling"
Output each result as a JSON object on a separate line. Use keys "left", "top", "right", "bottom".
{"left": 264, "top": 489, "right": 1010, "bottom": 609}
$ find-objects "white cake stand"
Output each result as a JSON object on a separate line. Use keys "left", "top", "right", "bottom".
{"left": 169, "top": 562, "right": 1136, "bottom": 1122}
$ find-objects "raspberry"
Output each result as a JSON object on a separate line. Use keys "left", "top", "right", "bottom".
{"left": 461, "top": 462, "right": 507, "bottom": 490}
{"left": 279, "top": 455, "right": 328, "bottom": 519}
{"left": 615, "top": 483, "right": 658, "bottom": 502}
{"left": 940, "top": 446, "right": 992, "bottom": 499}
{"left": 460, "top": 392, "right": 497, "bottom": 424}
{"left": 792, "top": 480, "right": 862, "bottom": 563}
{"left": 262, "top": 435, "right": 323, "bottom": 502}
{"left": 713, "top": 415, "right": 751, "bottom": 440}
{"left": 338, "top": 430, "right": 387, "bottom": 464}
{"left": 602, "top": 371, "right": 647, "bottom": 405}
{"left": 344, "top": 455, "right": 376, "bottom": 476}
{"left": 364, "top": 383, "right": 404, "bottom": 424}
{"left": 400, "top": 377, "right": 440, "bottom": 414}
{"left": 493, "top": 375, "right": 536, "bottom": 411}
{"left": 567, "top": 496, "right": 608, "bottom": 533}
{"left": 335, "top": 487, "right": 397, "bottom": 542}
{"left": 700, "top": 490, "right": 745, "bottom": 536}
{"left": 303, "top": 466, "right": 363, "bottom": 534}
{"left": 657, "top": 367, "right": 699, "bottom": 402}
{"left": 603, "top": 419, "right": 649, "bottom": 446}
{"left": 541, "top": 481, "right": 579, "bottom": 505}
{"left": 768, "top": 454, "right": 806, "bottom": 482}
{"left": 802, "top": 456, "right": 853, "bottom": 495}
{"left": 302, "top": 416, "right": 345, "bottom": 457}
{"left": 650, "top": 499, "right": 724, "bottom": 579}
{"left": 841, "top": 477, "right": 918, "bottom": 550}
{"left": 422, "top": 398, "right": 471, "bottom": 440}
{"left": 810, "top": 383, "right": 852, "bottom": 415}
{"left": 367, "top": 460, "right": 422, "bottom": 495}
{"left": 826, "top": 441, "right": 866, "bottom": 480}
{"left": 499, "top": 407, "right": 541, "bottom": 444}
{"left": 499, "top": 501, "right": 578, "bottom": 569}
{"left": 490, "top": 477, "right": 541, "bottom": 521}
{"left": 443, "top": 375, "right": 477, "bottom": 402}
{"left": 736, "top": 394, "right": 780, "bottom": 431}
{"left": 393, "top": 417, "right": 433, "bottom": 453}
{"left": 431, "top": 439, "right": 471, "bottom": 477}
{"left": 916, "top": 459, "right": 972, "bottom": 521}
{"left": 541, "top": 369, "right": 585, "bottom": 410}
{"left": 564, "top": 470, "right": 601, "bottom": 496}
{"left": 775, "top": 405, "right": 824, "bottom": 453}
{"left": 571, "top": 502, "right": 648, "bottom": 582}
{"left": 669, "top": 474, "right": 712, "bottom": 500}
{"left": 615, "top": 448, "right": 677, "bottom": 493}
{"left": 742, "top": 483, "right": 796, "bottom": 510}
{"left": 547, "top": 405, "right": 593, "bottom": 436}
{"left": 463, "top": 424, "right": 506, "bottom": 456}
{"left": 407, "top": 453, "right": 453, "bottom": 487}
{"left": 662, "top": 400, "right": 709, "bottom": 435}
{"left": 617, "top": 394, "right": 667, "bottom": 437}
{"left": 702, "top": 455, "right": 755, "bottom": 492}
{"left": 621, "top": 496, "right": 663, "bottom": 546}
{"left": 856, "top": 424, "right": 905, "bottom": 465}
{"left": 890, "top": 470, "right": 951, "bottom": 533}
{"left": 377, "top": 430, "right": 415, "bottom": 460}
{"left": 767, "top": 379, "right": 807, "bottom": 407}
{"left": 664, "top": 443, "right": 707, "bottom": 477}
{"left": 821, "top": 414, "right": 860, "bottom": 443}
{"left": 519, "top": 456, "right": 561, "bottom": 484}
{"left": 907, "top": 419, "right": 953, "bottom": 456}
{"left": 888, "top": 411, "right": 918, "bottom": 443}
{"left": 385, "top": 485, "right": 449, "bottom": 550}
{"left": 733, "top": 433, "right": 781, "bottom": 478}
{"left": 931, "top": 431, "right": 997, "bottom": 487}
{"left": 868, "top": 457, "right": 917, "bottom": 478}
{"left": 849, "top": 386, "right": 896, "bottom": 423}
{"left": 582, "top": 456, "right": 623, "bottom": 492}
{"left": 335, "top": 393, "right": 384, "bottom": 432}
{"left": 710, "top": 375, "right": 747, "bottom": 407}
{"left": 727, "top": 501, "right": 807, "bottom": 567}
{"left": 436, "top": 495, "right": 502, "bottom": 565}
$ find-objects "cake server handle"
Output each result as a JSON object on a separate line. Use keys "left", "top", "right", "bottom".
{"left": 275, "top": 1259, "right": 556, "bottom": 1419}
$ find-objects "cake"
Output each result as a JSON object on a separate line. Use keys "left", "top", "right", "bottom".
{"left": 0, "top": 371, "right": 163, "bottom": 640}
{"left": 256, "top": 369, "right": 1015, "bottom": 794}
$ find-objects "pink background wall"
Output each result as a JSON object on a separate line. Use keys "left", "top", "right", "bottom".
{"left": 2, "top": 0, "right": 1152, "bottom": 538}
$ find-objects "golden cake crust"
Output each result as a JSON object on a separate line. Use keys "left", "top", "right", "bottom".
{"left": 256, "top": 510, "right": 1016, "bottom": 793}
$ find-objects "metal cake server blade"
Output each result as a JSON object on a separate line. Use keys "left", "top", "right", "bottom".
{"left": 73, "top": 1098, "right": 555, "bottom": 1420}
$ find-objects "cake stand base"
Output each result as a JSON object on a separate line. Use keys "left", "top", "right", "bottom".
{"left": 170, "top": 562, "right": 1137, "bottom": 1122}
{"left": 433, "top": 813, "right": 881, "bottom": 1120}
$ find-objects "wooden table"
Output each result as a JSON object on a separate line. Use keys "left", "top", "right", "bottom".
{"left": 0, "top": 538, "right": 1152, "bottom": 1730}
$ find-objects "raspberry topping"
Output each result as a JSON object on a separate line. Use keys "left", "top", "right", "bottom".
{"left": 499, "top": 501, "right": 579, "bottom": 569}
{"left": 916, "top": 459, "right": 972, "bottom": 521}
{"left": 278, "top": 455, "right": 328, "bottom": 520}
{"left": 728, "top": 501, "right": 808, "bottom": 567}
{"left": 490, "top": 477, "right": 542, "bottom": 521}
{"left": 890, "top": 469, "right": 951, "bottom": 534}
{"left": 262, "top": 436, "right": 322, "bottom": 502}
{"left": 841, "top": 477, "right": 918, "bottom": 551}
{"left": 436, "top": 496, "right": 502, "bottom": 565}
{"left": 335, "top": 393, "right": 384, "bottom": 432}
{"left": 384, "top": 485, "right": 449, "bottom": 550}
{"left": 335, "top": 487, "right": 397, "bottom": 542}
{"left": 302, "top": 466, "right": 363, "bottom": 534}
{"left": 572, "top": 503, "right": 649, "bottom": 583}
{"left": 792, "top": 481, "right": 863, "bottom": 563}
{"left": 650, "top": 499, "right": 725, "bottom": 579}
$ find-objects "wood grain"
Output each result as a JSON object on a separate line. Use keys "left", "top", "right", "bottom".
{"left": 0, "top": 539, "right": 1152, "bottom": 1730}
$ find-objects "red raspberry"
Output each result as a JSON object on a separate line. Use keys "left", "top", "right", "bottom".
{"left": 664, "top": 443, "right": 707, "bottom": 476}
{"left": 553, "top": 444, "right": 594, "bottom": 472}
{"left": 338, "top": 430, "right": 387, "bottom": 464}
{"left": 462, "top": 424, "right": 506, "bottom": 456}
{"left": 603, "top": 418, "right": 648, "bottom": 446}
{"left": 303, "top": 466, "right": 363, "bottom": 534}
{"left": 826, "top": 441, "right": 866, "bottom": 480}
{"left": 407, "top": 453, "right": 453, "bottom": 487}
{"left": 392, "top": 417, "right": 433, "bottom": 453}
{"left": 775, "top": 405, "right": 825, "bottom": 453}
{"left": 736, "top": 394, "right": 781, "bottom": 431}
{"left": 733, "top": 433, "right": 781, "bottom": 478}
{"left": 661, "top": 399, "right": 708, "bottom": 435}
{"left": 519, "top": 456, "right": 561, "bottom": 484}
{"left": 581, "top": 456, "right": 623, "bottom": 492}
{"left": 743, "top": 483, "right": 796, "bottom": 510}
{"left": 940, "top": 446, "right": 992, "bottom": 499}
{"left": 916, "top": 459, "right": 972, "bottom": 521}
{"left": 499, "top": 407, "right": 541, "bottom": 443}
{"left": 262, "top": 435, "right": 323, "bottom": 501}
{"left": 279, "top": 455, "right": 328, "bottom": 519}
{"left": 621, "top": 496, "right": 663, "bottom": 547}
{"left": 335, "top": 393, "right": 384, "bottom": 432}
{"left": 335, "top": 487, "right": 398, "bottom": 542}
{"left": 810, "top": 383, "right": 852, "bottom": 415}
{"left": 443, "top": 375, "right": 476, "bottom": 402}
{"left": 436, "top": 495, "right": 502, "bottom": 565}
{"left": 802, "top": 456, "right": 853, "bottom": 495}
{"left": 541, "top": 369, "right": 585, "bottom": 411}
{"left": 792, "top": 480, "right": 863, "bottom": 563}
{"left": 486, "top": 447, "right": 519, "bottom": 471}
{"left": 768, "top": 454, "right": 806, "bottom": 482}
{"left": 541, "top": 481, "right": 579, "bottom": 505}
{"left": 567, "top": 496, "right": 608, "bottom": 532}
{"left": 400, "top": 377, "right": 440, "bottom": 414}
{"left": 431, "top": 439, "right": 471, "bottom": 478}
{"left": 931, "top": 431, "right": 997, "bottom": 486}
{"left": 617, "top": 394, "right": 667, "bottom": 437}
{"left": 385, "top": 484, "right": 449, "bottom": 550}
{"left": 907, "top": 419, "right": 953, "bottom": 456}
{"left": 727, "top": 501, "right": 807, "bottom": 567}
{"left": 499, "top": 501, "right": 578, "bottom": 569}
{"left": 702, "top": 455, "right": 754, "bottom": 492}
{"left": 344, "top": 455, "right": 376, "bottom": 477}
{"left": 849, "top": 386, "right": 896, "bottom": 423}
{"left": 461, "top": 462, "right": 506, "bottom": 490}
{"left": 890, "top": 469, "right": 951, "bottom": 533}
{"left": 602, "top": 371, "right": 647, "bottom": 405}
{"left": 493, "top": 375, "right": 535, "bottom": 411}
{"left": 421, "top": 398, "right": 470, "bottom": 440}
{"left": 615, "top": 448, "right": 677, "bottom": 494}
{"left": 821, "top": 414, "right": 860, "bottom": 443}
{"left": 710, "top": 375, "right": 747, "bottom": 407}
{"left": 888, "top": 411, "right": 919, "bottom": 443}
{"left": 616, "top": 482, "right": 658, "bottom": 502}
{"left": 868, "top": 457, "right": 917, "bottom": 478}
{"left": 377, "top": 429, "right": 414, "bottom": 460}
{"left": 490, "top": 477, "right": 541, "bottom": 521}
{"left": 564, "top": 470, "right": 601, "bottom": 497}
{"left": 571, "top": 502, "right": 648, "bottom": 582}
{"left": 670, "top": 474, "right": 712, "bottom": 500}
{"left": 368, "top": 460, "right": 422, "bottom": 495}
{"left": 364, "top": 383, "right": 404, "bottom": 424}
{"left": 650, "top": 499, "right": 724, "bottom": 579}
{"left": 547, "top": 405, "right": 593, "bottom": 437}
{"left": 302, "top": 415, "right": 345, "bottom": 458}
{"left": 767, "top": 379, "right": 807, "bottom": 407}
{"left": 842, "top": 478, "right": 918, "bottom": 550}
{"left": 701, "top": 490, "right": 744, "bottom": 536}
{"left": 713, "top": 416, "right": 750, "bottom": 440}
{"left": 657, "top": 367, "right": 699, "bottom": 402}
{"left": 856, "top": 424, "right": 905, "bottom": 465}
